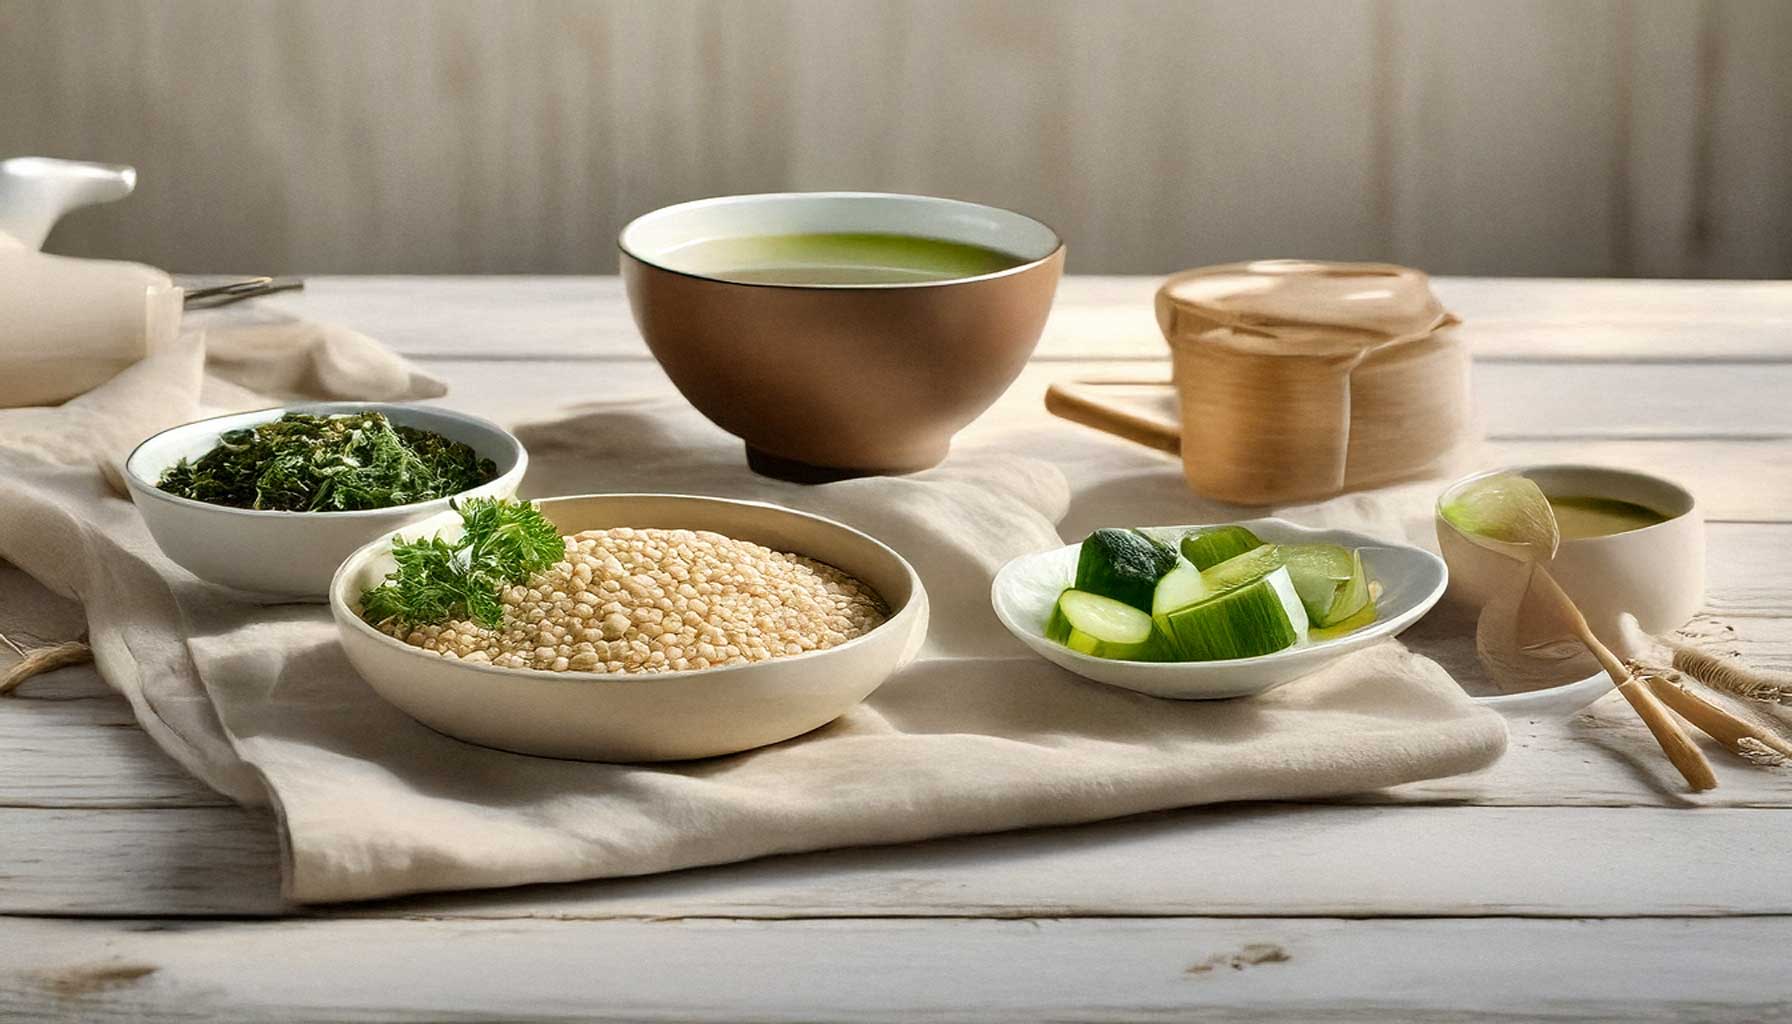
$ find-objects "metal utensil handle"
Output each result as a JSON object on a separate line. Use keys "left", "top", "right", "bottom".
{"left": 182, "top": 276, "right": 305, "bottom": 309}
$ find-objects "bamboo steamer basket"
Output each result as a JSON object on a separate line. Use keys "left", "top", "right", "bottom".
{"left": 1050, "top": 260, "right": 1471, "bottom": 505}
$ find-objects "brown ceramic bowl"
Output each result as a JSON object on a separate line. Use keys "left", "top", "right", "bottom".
{"left": 619, "top": 192, "right": 1064, "bottom": 481}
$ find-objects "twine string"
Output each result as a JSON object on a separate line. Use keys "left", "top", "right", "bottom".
{"left": 0, "top": 631, "right": 93, "bottom": 695}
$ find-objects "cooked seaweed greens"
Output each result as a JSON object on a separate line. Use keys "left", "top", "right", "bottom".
{"left": 359, "top": 497, "right": 565, "bottom": 630}
{"left": 157, "top": 411, "right": 497, "bottom": 512}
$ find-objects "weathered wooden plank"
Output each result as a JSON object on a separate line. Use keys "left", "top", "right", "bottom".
{"left": 247, "top": 276, "right": 1792, "bottom": 362}
{"left": 6, "top": 604, "right": 1789, "bottom": 817}
{"left": 0, "top": 675, "right": 232, "bottom": 810}
{"left": 3, "top": 914, "right": 1790, "bottom": 1023}
{"left": 0, "top": 806, "right": 284, "bottom": 916}
{"left": 996, "top": 359, "right": 1792, "bottom": 440}
{"left": 1691, "top": 614, "right": 1792, "bottom": 671}
{"left": 7, "top": 802, "right": 1792, "bottom": 920}
{"left": 398, "top": 354, "right": 1792, "bottom": 448}
{"left": 1705, "top": 524, "right": 1792, "bottom": 619}
{"left": 391, "top": 357, "right": 1792, "bottom": 521}
{"left": 6, "top": 634, "right": 1790, "bottom": 817}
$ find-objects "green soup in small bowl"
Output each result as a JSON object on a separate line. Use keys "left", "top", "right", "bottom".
{"left": 667, "top": 232, "right": 1029, "bottom": 285}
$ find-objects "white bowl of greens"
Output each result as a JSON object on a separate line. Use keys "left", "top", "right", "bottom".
{"left": 990, "top": 518, "right": 1448, "bottom": 700}
{"left": 125, "top": 403, "right": 527, "bottom": 598}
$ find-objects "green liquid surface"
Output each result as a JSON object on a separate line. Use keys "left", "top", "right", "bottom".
{"left": 668, "top": 232, "right": 1028, "bottom": 285}
{"left": 1546, "top": 495, "right": 1670, "bottom": 539}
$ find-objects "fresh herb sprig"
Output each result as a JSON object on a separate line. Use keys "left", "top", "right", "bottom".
{"left": 360, "top": 497, "right": 565, "bottom": 630}
{"left": 157, "top": 411, "right": 497, "bottom": 512}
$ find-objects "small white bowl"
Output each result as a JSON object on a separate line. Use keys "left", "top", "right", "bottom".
{"left": 1470, "top": 669, "right": 1614, "bottom": 717}
{"left": 330, "top": 494, "right": 929, "bottom": 762}
{"left": 991, "top": 518, "right": 1448, "bottom": 700}
{"left": 1435, "top": 464, "right": 1704, "bottom": 645}
{"left": 125, "top": 403, "right": 526, "bottom": 598}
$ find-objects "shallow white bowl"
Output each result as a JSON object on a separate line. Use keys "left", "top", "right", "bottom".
{"left": 330, "top": 493, "right": 929, "bottom": 762}
{"left": 124, "top": 402, "right": 526, "bottom": 598}
{"left": 991, "top": 517, "right": 1448, "bottom": 700}
{"left": 1469, "top": 669, "right": 1614, "bottom": 717}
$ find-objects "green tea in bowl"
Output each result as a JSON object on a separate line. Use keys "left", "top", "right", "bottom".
{"left": 667, "top": 232, "right": 1028, "bottom": 285}
{"left": 1545, "top": 495, "right": 1670, "bottom": 539}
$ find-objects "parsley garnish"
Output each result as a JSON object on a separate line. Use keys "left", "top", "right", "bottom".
{"left": 157, "top": 411, "right": 497, "bottom": 512}
{"left": 359, "top": 497, "right": 565, "bottom": 630}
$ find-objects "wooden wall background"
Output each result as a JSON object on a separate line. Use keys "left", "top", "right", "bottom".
{"left": 2, "top": 0, "right": 1788, "bottom": 277}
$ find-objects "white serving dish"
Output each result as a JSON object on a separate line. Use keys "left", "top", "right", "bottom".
{"left": 990, "top": 517, "right": 1448, "bottom": 700}
{"left": 124, "top": 402, "right": 526, "bottom": 598}
{"left": 1469, "top": 669, "right": 1614, "bottom": 717}
{"left": 330, "top": 493, "right": 929, "bottom": 762}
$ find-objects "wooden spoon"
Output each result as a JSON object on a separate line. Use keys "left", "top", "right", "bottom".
{"left": 1528, "top": 569, "right": 1717, "bottom": 791}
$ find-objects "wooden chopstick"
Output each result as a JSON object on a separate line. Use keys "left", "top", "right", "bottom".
{"left": 1640, "top": 673, "right": 1792, "bottom": 766}
{"left": 1530, "top": 569, "right": 1718, "bottom": 791}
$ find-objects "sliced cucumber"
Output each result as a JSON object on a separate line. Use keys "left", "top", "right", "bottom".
{"left": 1200, "top": 543, "right": 1284, "bottom": 592}
{"left": 1277, "top": 544, "right": 1372, "bottom": 627}
{"left": 1260, "top": 565, "right": 1312, "bottom": 641}
{"left": 1048, "top": 589, "right": 1162, "bottom": 660}
{"left": 1178, "top": 525, "right": 1264, "bottom": 571}
{"left": 1309, "top": 594, "right": 1378, "bottom": 641}
{"left": 1044, "top": 591, "right": 1075, "bottom": 644}
{"left": 1151, "top": 559, "right": 1209, "bottom": 620}
{"left": 1074, "top": 528, "right": 1179, "bottom": 612}
{"left": 1158, "top": 567, "right": 1302, "bottom": 661}
{"left": 1150, "top": 559, "right": 1208, "bottom": 642}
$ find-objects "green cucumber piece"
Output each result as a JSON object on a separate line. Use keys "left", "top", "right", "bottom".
{"left": 1044, "top": 591, "right": 1074, "bottom": 644}
{"left": 1151, "top": 559, "right": 1209, "bottom": 620}
{"left": 1200, "top": 543, "right": 1284, "bottom": 592}
{"left": 1074, "top": 528, "right": 1179, "bottom": 611}
{"left": 1050, "top": 589, "right": 1161, "bottom": 661}
{"left": 1178, "top": 525, "right": 1264, "bottom": 570}
{"left": 1158, "top": 567, "right": 1302, "bottom": 661}
{"left": 1261, "top": 565, "right": 1312, "bottom": 641}
{"left": 1309, "top": 593, "right": 1378, "bottom": 641}
{"left": 1277, "top": 544, "right": 1372, "bottom": 627}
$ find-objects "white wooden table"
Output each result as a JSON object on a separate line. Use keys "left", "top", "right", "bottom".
{"left": 4, "top": 276, "right": 1792, "bottom": 1021}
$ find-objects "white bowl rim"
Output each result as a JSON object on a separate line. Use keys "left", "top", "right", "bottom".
{"left": 124, "top": 402, "right": 527, "bottom": 520}
{"left": 1436, "top": 462, "right": 1698, "bottom": 544}
{"left": 1468, "top": 666, "right": 1615, "bottom": 711}
{"left": 616, "top": 190, "right": 1066, "bottom": 292}
{"left": 990, "top": 517, "right": 1449, "bottom": 671}
{"left": 331, "top": 492, "right": 928, "bottom": 689}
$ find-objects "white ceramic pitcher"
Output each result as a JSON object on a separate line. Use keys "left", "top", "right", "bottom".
{"left": 0, "top": 156, "right": 184, "bottom": 407}
{"left": 0, "top": 156, "right": 137, "bottom": 250}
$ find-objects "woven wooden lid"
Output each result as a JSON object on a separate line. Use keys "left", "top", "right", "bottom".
{"left": 1156, "top": 260, "right": 1458, "bottom": 357}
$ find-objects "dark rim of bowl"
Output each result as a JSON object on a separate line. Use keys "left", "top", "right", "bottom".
{"left": 124, "top": 402, "right": 527, "bottom": 519}
{"left": 616, "top": 191, "right": 1066, "bottom": 291}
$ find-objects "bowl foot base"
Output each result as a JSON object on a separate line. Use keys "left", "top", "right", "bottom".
{"left": 745, "top": 445, "right": 940, "bottom": 484}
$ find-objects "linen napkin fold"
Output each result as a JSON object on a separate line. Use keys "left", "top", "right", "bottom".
{"left": 0, "top": 321, "right": 446, "bottom": 802}
{"left": 0, "top": 326, "right": 1506, "bottom": 903}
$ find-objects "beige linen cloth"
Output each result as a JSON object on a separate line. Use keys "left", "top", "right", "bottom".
{"left": 0, "top": 324, "right": 1506, "bottom": 903}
